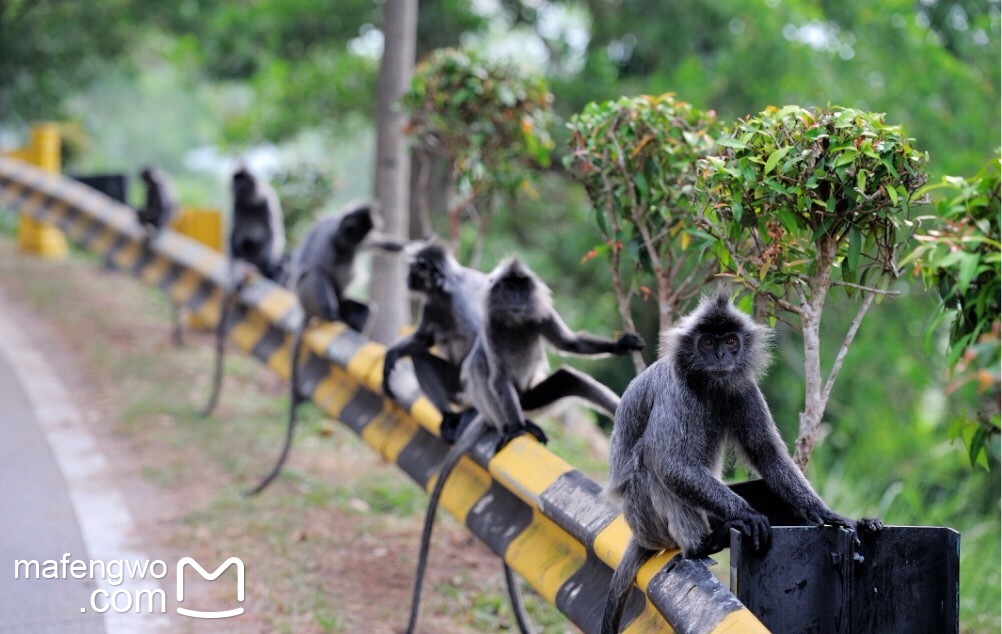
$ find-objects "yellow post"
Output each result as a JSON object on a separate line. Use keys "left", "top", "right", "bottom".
{"left": 171, "top": 206, "right": 225, "bottom": 331}
{"left": 172, "top": 207, "right": 224, "bottom": 252}
{"left": 16, "top": 123, "right": 69, "bottom": 259}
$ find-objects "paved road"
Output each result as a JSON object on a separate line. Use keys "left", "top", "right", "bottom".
{"left": 0, "top": 296, "right": 166, "bottom": 634}
{"left": 0, "top": 316, "right": 105, "bottom": 632}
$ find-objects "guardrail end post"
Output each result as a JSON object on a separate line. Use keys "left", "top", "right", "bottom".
{"left": 16, "top": 122, "right": 68, "bottom": 259}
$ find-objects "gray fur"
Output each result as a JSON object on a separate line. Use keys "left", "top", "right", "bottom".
{"left": 136, "top": 166, "right": 183, "bottom": 346}
{"left": 382, "top": 239, "right": 486, "bottom": 409}
{"left": 201, "top": 168, "right": 289, "bottom": 417}
{"left": 247, "top": 201, "right": 379, "bottom": 495}
{"left": 465, "top": 257, "right": 644, "bottom": 423}
{"left": 229, "top": 167, "right": 286, "bottom": 280}
{"left": 601, "top": 287, "right": 876, "bottom": 634}
{"left": 287, "top": 200, "right": 376, "bottom": 324}
{"left": 406, "top": 257, "right": 645, "bottom": 634}
{"left": 137, "top": 166, "right": 179, "bottom": 233}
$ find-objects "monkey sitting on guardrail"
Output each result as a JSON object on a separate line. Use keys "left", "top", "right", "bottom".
{"left": 601, "top": 288, "right": 882, "bottom": 634}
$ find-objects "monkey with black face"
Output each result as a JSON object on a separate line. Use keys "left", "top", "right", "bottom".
{"left": 405, "top": 257, "right": 645, "bottom": 634}
{"left": 201, "top": 167, "right": 288, "bottom": 417}
{"left": 228, "top": 166, "right": 287, "bottom": 281}
{"left": 136, "top": 166, "right": 179, "bottom": 236}
{"left": 601, "top": 288, "right": 881, "bottom": 634}
{"left": 381, "top": 239, "right": 486, "bottom": 415}
{"left": 135, "top": 166, "right": 185, "bottom": 346}
{"left": 246, "top": 200, "right": 383, "bottom": 495}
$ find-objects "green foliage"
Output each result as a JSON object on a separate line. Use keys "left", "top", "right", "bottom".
{"left": 700, "top": 105, "right": 929, "bottom": 302}
{"left": 401, "top": 47, "right": 555, "bottom": 199}
{"left": 0, "top": 1, "right": 145, "bottom": 125}
{"left": 906, "top": 156, "right": 1001, "bottom": 468}
{"left": 569, "top": 0, "right": 999, "bottom": 178}
{"left": 271, "top": 161, "right": 337, "bottom": 242}
{"left": 565, "top": 94, "right": 722, "bottom": 337}
{"left": 698, "top": 105, "right": 931, "bottom": 467}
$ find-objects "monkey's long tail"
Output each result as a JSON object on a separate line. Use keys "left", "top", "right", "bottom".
{"left": 200, "top": 290, "right": 232, "bottom": 417}
{"left": 405, "top": 415, "right": 486, "bottom": 634}
{"left": 600, "top": 537, "right": 653, "bottom": 634}
{"left": 168, "top": 297, "right": 184, "bottom": 348}
{"left": 246, "top": 325, "right": 305, "bottom": 496}
{"left": 503, "top": 562, "right": 535, "bottom": 634}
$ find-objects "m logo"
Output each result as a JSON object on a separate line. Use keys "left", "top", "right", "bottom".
{"left": 176, "top": 557, "right": 245, "bottom": 619}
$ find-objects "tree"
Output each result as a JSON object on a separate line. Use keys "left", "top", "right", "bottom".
{"left": 566, "top": 93, "right": 722, "bottom": 372}
{"left": 0, "top": 1, "right": 146, "bottom": 125}
{"left": 400, "top": 47, "right": 555, "bottom": 266}
{"left": 698, "top": 105, "right": 929, "bottom": 469}
{"left": 906, "top": 155, "right": 1001, "bottom": 468}
{"left": 370, "top": 0, "right": 418, "bottom": 345}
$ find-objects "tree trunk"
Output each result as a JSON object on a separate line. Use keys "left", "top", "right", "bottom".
{"left": 370, "top": 0, "right": 418, "bottom": 344}
{"left": 793, "top": 237, "right": 837, "bottom": 470}
{"left": 794, "top": 305, "right": 824, "bottom": 470}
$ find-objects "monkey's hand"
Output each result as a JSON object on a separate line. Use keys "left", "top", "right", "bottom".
{"left": 615, "top": 333, "right": 646, "bottom": 354}
{"left": 727, "top": 509, "right": 772, "bottom": 552}
{"left": 856, "top": 517, "right": 884, "bottom": 534}
{"left": 805, "top": 508, "right": 855, "bottom": 530}
{"left": 381, "top": 362, "right": 397, "bottom": 401}
{"left": 688, "top": 508, "right": 771, "bottom": 558}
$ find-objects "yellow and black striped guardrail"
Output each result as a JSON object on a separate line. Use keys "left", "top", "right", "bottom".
{"left": 0, "top": 155, "right": 768, "bottom": 634}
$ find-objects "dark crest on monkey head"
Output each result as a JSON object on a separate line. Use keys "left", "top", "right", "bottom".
{"left": 332, "top": 201, "right": 378, "bottom": 250}
{"left": 486, "top": 257, "right": 553, "bottom": 326}
{"left": 231, "top": 166, "right": 259, "bottom": 203}
{"left": 661, "top": 287, "right": 773, "bottom": 388}
{"left": 406, "top": 238, "right": 453, "bottom": 295}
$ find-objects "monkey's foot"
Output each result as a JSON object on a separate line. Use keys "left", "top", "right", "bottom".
{"left": 493, "top": 429, "right": 524, "bottom": 453}
{"left": 439, "top": 411, "right": 464, "bottom": 444}
{"left": 523, "top": 420, "right": 548, "bottom": 445}
{"left": 493, "top": 421, "right": 548, "bottom": 453}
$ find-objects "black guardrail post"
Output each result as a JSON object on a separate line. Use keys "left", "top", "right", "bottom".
{"left": 731, "top": 525, "right": 960, "bottom": 634}
{"left": 70, "top": 173, "right": 130, "bottom": 204}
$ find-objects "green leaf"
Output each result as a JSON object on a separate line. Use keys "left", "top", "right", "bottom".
{"left": 777, "top": 209, "right": 800, "bottom": 233}
{"left": 716, "top": 137, "right": 748, "bottom": 149}
{"left": 969, "top": 425, "right": 989, "bottom": 468}
{"left": 811, "top": 216, "right": 836, "bottom": 241}
{"left": 635, "top": 171, "right": 650, "bottom": 200}
{"left": 846, "top": 225, "right": 862, "bottom": 273}
{"left": 835, "top": 149, "right": 858, "bottom": 167}
{"left": 886, "top": 184, "right": 899, "bottom": 205}
{"left": 764, "top": 146, "right": 793, "bottom": 175}
{"left": 957, "top": 252, "right": 980, "bottom": 292}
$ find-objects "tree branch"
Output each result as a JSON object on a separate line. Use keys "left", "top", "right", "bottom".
{"left": 831, "top": 280, "right": 901, "bottom": 296}
{"left": 820, "top": 291, "right": 876, "bottom": 406}
{"left": 601, "top": 159, "right": 646, "bottom": 373}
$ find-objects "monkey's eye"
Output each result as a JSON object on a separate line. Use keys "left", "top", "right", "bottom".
{"left": 699, "top": 336, "right": 714, "bottom": 348}
{"left": 724, "top": 335, "right": 738, "bottom": 346}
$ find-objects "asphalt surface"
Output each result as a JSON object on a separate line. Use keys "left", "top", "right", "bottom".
{"left": 0, "top": 317, "right": 105, "bottom": 632}
{"left": 0, "top": 296, "right": 167, "bottom": 634}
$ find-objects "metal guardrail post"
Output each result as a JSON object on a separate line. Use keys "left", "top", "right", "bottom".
{"left": 8, "top": 124, "right": 69, "bottom": 259}
{"left": 731, "top": 526, "right": 960, "bottom": 634}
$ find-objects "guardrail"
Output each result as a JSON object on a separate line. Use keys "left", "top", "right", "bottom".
{"left": 0, "top": 155, "right": 768, "bottom": 634}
